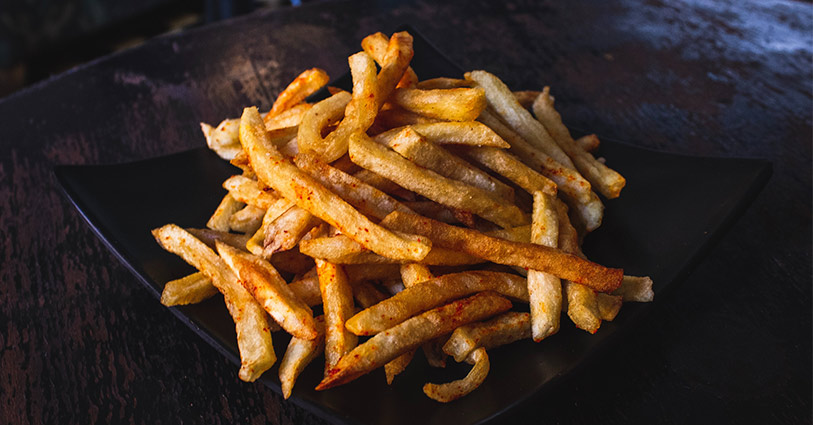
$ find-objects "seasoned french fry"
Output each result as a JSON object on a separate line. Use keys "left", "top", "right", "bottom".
{"left": 361, "top": 32, "right": 418, "bottom": 89}
{"left": 527, "top": 192, "right": 562, "bottom": 341}
{"left": 345, "top": 271, "right": 529, "bottom": 336}
{"left": 385, "top": 349, "right": 415, "bottom": 385}
{"left": 373, "top": 105, "right": 441, "bottom": 129}
{"left": 265, "top": 68, "right": 329, "bottom": 120}
{"left": 316, "top": 291, "right": 512, "bottom": 390}
{"left": 400, "top": 263, "right": 434, "bottom": 288}
{"left": 222, "top": 175, "right": 281, "bottom": 210}
{"left": 442, "top": 312, "right": 530, "bottom": 363}
{"left": 466, "top": 70, "right": 574, "bottom": 170}
{"left": 371, "top": 31, "right": 415, "bottom": 102}
{"left": 349, "top": 131, "right": 527, "bottom": 229}
{"left": 288, "top": 274, "right": 322, "bottom": 307}
{"left": 297, "top": 91, "right": 352, "bottom": 160}
{"left": 293, "top": 152, "right": 414, "bottom": 220}
{"left": 423, "top": 347, "right": 489, "bottom": 402}
{"left": 457, "top": 145, "right": 557, "bottom": 196}
{"left": 379, "top": 121, "right": 510, "bottom": 148}
{"left": 265, "top": 103, "right": 313, "bottom": 131}
{"left": 299, "top": 234, "right": 482, "bottom": 266}
{"left": 532, "top": 87, "right": 625, "bottom": 198}
{"left": 201, "top": 118, "right": 241, "bottom": 160}
{"left": 390, "top": 87, "right": 487, "bottom": 122}
{"left": 229, "top": 205, "right": 266, "bottom": 234}
{"left": 160, "top": 272, "right": 219, "bottom": 306}
{"left": 206, "top": 193, "right": 245, "bottom": 232}
{"left": 240, "top": 107, "right": 431, "bottom": 262}
{"left": 262, "top": 206, "right": 320, "bottom": 256}
{"left": 316, "top": 260, "right": 358, "bottom": 370}
{"left": 279, "top": 315, "right": 325, "bottom": 399}
{"left": 217, "top": 242, "right": 318, "bottom": 340}
{"left": 613, "top": 275, "right": 655, "bottom": 302}
{"left": 246, "top": 198, "right": 296, "bottom": 257}
{"left": 564, "top": 282, "right": 601, "bottom": 333}
{"left": 377, "top": 126, "right": 515, "bottom": 203}
{"left": 381, "top": 211, "right": 623, "bottom": 292}
{"left": 152, "top": 224, "right": 275, "bottom": 382}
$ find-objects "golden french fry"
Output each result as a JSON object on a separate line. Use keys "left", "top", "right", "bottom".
{"left": 217, "top": 242, "right": 317, "bottom": 340}
{"left": 246, "top": 198, "right": 296, "bottom": 257}
{"left": 201, "top": 118, "right": 241, "bottom": 160}
{"left": 265, "top": 103, "right": 313, "bottom": 131}
{"left": 265, "top": 68, "right": 329, "bottom": 120}
{"left": 352, "top": 169, "right": 411, "bottom": 198}
{"left": 316, "top": 291, "right": 512, "bottom": 390}
{"left": 442, "top": 312, "right": 530, "bottom": 363}
{"left": 377, "top": 126, "right": 515, "bottom": 203}
{"left": 160, "top": 272, "right": 219, "bottom": 306}
{"left": 596, "top": 292, "right": 623, "bottom": 321}
{"left": 299, "top": 234, "right": 482, "bottom": 266}
{"left": 288, "top": 274, "right": 322, "bottom": 307}
{"left": 527, "top": 191, "right": 562, "bottom": 341}
{"left": 206, "top": 193, "right": 245, "bottom": 232}
{"left": 401, "top": 201, "right": 465, "bottom": 225}
{"left": 262, "top": 206, "right": 320, "bottom": 256}
{"left": 484, "top": 224, "right": 532, "bottom": 243}
{"left": 400, "top": 263, "right": 434, "bottom": 288}
{"left": 240, "top": 107, "right": 431, "bottom": 262}
{"left": 222, "top": 175, "right": 281, "bottom": 210}
{"left": 269, "top": 248, "right": 315, "bottom": 275}
{"left": 466, "top": 70, "right": 574, "bottom": 169}
{"left": 345, "top": 271, "right": 529, "bottom": 336}
{"left": 613, "top": 275, "right": 655, "bottom": 302}
{"left": 151, "top": 224, "right": 275, "bottom": 381}
{"left": 297, "top": 91, "right": 352, "bottom": 160}
{"left": 361, "top": 32, "right": 418, "bottom": 89}
{"left": 293, "top": 152, "right": 414, "bottom": 220}
{"left": 279, "top": 315, "right": 325, "bottom": 399}
{"left": 379, "top": 121, "right": 511, "bottom": 148}
{"left": 349, "top": 131, "right": 527, "bottom": 228}
{"left": 372, "top": 31, "right": 414, "bottom": 102}
{"left": 316, "top": 260, "right": 358, "bottom": 370}
{"left": 457, "top": 145, "right": 557, "bottom": 196}
{"left": 423, "top": 347, "right": 489, "bottom": 402}
{"left": 229, "top": 205, "right": 266, "bottom": 234}
{"left": 532, "top": 87, "right": 625, "bottom": 198}
{"left": 381, "top": 211, "right": 623, "bottom": 292}
{"left": 372, "top": 105, "right": 441, "bottom": 129}
{"left": 390, "top": 87, "right": 486, "bottom": 122}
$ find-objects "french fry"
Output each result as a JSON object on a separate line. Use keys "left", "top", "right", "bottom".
{"left": 265, "top": 103, "right": 313, "bottom": 131}
{"left": 316, "top": 260, "right": 358, "bottom": 370}
{"left": 186, "top": 228, "right": 250, "bottom": 251}
{"left": 217, "top": 242, "right": 318, "bottom": 340}
{"left": 222, "top": 175, "right": 281, "bottom": 210}
{"left": 353, "top": 281, "right": 389, "bottom": 309}
{"left": 361, "top": 32, "right": 418, "bottom": 89}
{"left": 206, "top": 193, "right": 245, "bottom": 232}
{"left": 532, "top": 87, "right": 625, "bottom": 198}
{"left": 316, "top": 291, "right": 512, "bottom": 390}
{"left": 381, "top": 211, "right": 623, "bottom": 292}
{"left": 288, "top": 274, "right": 322, "bottom": 307}
{"left": 229, "top": 205, "right": 266, "bottom": 234}
{"left": 377, "top": 121, "right": 510, "bottom": 148}
{"left": 349, "top": 131, "right": 527, "bottom": 229}
{"left": 564, "top": 282, "right": 601, "bottom": 333}
{"left": 371, "top": 31, "right": 415, "bottom": 102}
{"left": 390, "top": 87, "right": 487, "bottom": 122}
{"left": 527, "top": 192, "right": 562, "bottom": 341}
{"left": 265, "top": 68, "right": 329, "bottom": 120}
{"left": 415, "top": 77, "right": 472, "bottom": 89}
{"left": 299, "top": 234, "right": 482, "bottom": 266}
{"left": 345, "top": 271, "right": 529, "bottom": 336}
{"left": 400, "top": 263, "right": 434, "bottom": 288}
{"left": 201, "top": 118, "right": 241, "bottom": 160}
{"left": 151, "top": 224, "right": 275, "bottom": 382}
{"left": 372, "top": 105, "right": 441, "bottom": 129}
{"left": 457, "top": 145, "right": 557, "bottom": 197}
{"left": 576, "top": 133, "right": 600, "bottom": 153}
{"left": 385, "top": 349, "right": 415, "bottom": 385}
{"left": 279, "top": 315, "right": 325, "bottom": 399}
{"left": 442, "top": 312, "right": 531, "bottom": 363}
{"left": 240, "top": 107, "right": 431, "bottom": 262}
{"left": 297, "top": 91, "right": 352, "bottom": 160}
{"left": 613, "top": 275, "right": 655, "bottom": 302}
{"left": 293, "top": 152, "right": 414, "bottom": 221}
{"left": 377, "top": 126, "right": 515, "bottom": 203}
{"left": 423, "top": 347, "right": 489, "bottom": 402}
{"left": 466, "top": 70, "right": 575, "bottom": 170}
{"left": 246, "top": 198, "right": 296, "bottom": 257}
{"left": 596, "top": 293, "right": 623, "bottom": 321}
{"left": 160, "top": 272, "right": 219, "bottom": 306}
{"left": 262, "top": 206, "right": 321, "bottom": 256}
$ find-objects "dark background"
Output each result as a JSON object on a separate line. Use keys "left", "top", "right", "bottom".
{"left": 0, "top": 0, "right": 810, "bottom": 424}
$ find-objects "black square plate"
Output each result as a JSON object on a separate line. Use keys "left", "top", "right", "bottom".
{"left": 54, "top": 29, "right": 771, "bottom": 425}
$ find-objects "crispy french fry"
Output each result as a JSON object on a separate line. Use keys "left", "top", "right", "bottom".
{"left": 222, "top": 175, "right": 281, "bottom": 210}
{"left": 532, "top": 88, "right": 625, "bottom": 198}
{"left": 373, "top": 105, "right": 441, "bottom": 129}
{"left": 201, "top": 118, "right": 241, "bottom": 160}
{"left": 361, "top": 32, "right": 418, "bottom": 89}
{"left": 229, "top": 205, "right": 266, "bottom": 234}
{"left": 265, "top": 68, "right": 329, "bottom": 120}
{"left": 297, "top": 91, "right": 352, "bottom": 160}
{"left": 442, "top": 312, "right": 530, "bottom": 363}
{"left": 378, "top": 121, "right": 510, "bottom": 148}
{"left": 390, "top": 87, "right": 487, "bottom": 122}
{"left": 372, "top": 31, "right": 414, "bottom": 102}
{"left": 207, "top": 193, "right": 245, "bottom": 232}
{"left": 293, "top": 152, "right": 414, "bottom": 220}
{"left": 152, "top": 224, "right": 275, "bottom": 381}
{"left": 613, "top": 275, "right": 655, "bottom": 302}
{"left": 400, "top": 263, "right": 434, "bottom": 288}
{"left": 377, "top": 126, "right": 515, "bottom": 203}
{"left": 217, "top": 242, "right": 317, "bottom": 340}
{"left": 288, "top": 274, "right": 322, "bottom": 307}
{"left": 265, "top": 103, "right": 313, "bottom": 131}
{"left": 316, "top": 291, "right": 512, "bottom": 390}
{"left": 381, "top": 211, "right": 623, "bottom": 292}
{"left": 353, "top": 281, "right": 389, "bottom": 309}
{"left": 345, "top": 271, "right": 529, "bottom": 336}
{"left": 564, "top": 282, "right": 601, "bottom": 333}
{"left": 423, "top": 347, "right": 489, "bottom": 402}
{"left": 262, "top": 206, "right": 320, "bottom": 256}
{"left": 527, "top": 192, "right": 562, "bottom": 341}
{"left": 385, "top": 349, "right": 415, "bottom": 385}
{"left": 240, "top": 107, "right": 431, "bottom": 262}
{"left": 246, "top": 198, "right": 296, "bottom": 257}
{"left": 299, "top": 234, "right": 483, "bottom": 266}
{"left": 457, "top": 145, "right": 557, "bottom": 196}
{"left": 160, "top": 272, "right": 219, "bottom": 306}
{"left": 279, "top": 315, "right": 325, "bottom": 399}
{"left": 349, "top": 131, "right": 527, "bottom": 228}
{"left": 316, "top": 260, "right": 358, "bottom": 370}
{"left": 466, "top": 70, "right": 574, "bottom": 170}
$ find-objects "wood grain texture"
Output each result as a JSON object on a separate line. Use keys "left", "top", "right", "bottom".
{"left": 0, "top": 0, "right": 809, "bottom": 424}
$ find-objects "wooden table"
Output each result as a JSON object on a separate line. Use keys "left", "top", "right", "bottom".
{"left": 1, "top": 0, "right": 810, "bottom": 423}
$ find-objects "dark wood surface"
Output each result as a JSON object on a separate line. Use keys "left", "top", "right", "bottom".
{"left": 1, "top": 0, "right": 810, "bottom": 423}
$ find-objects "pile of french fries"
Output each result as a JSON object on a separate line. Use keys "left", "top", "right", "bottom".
{"left": 154, "top": 31, "right": 654, "bottom": 402}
